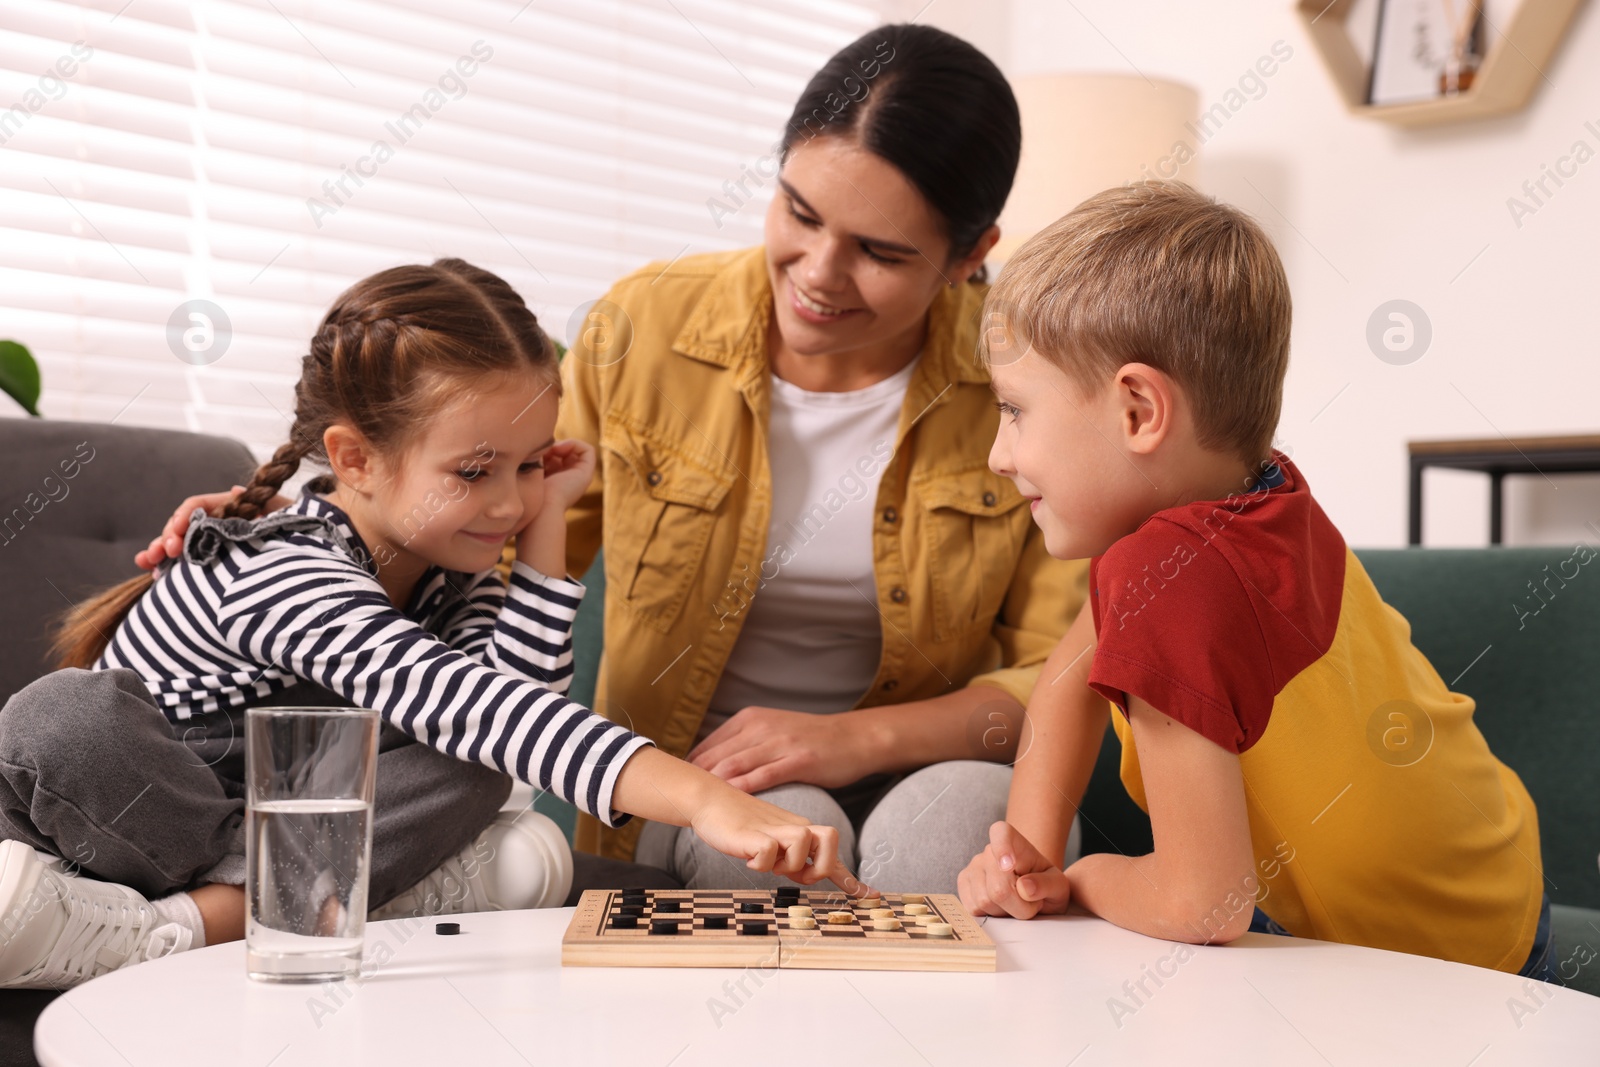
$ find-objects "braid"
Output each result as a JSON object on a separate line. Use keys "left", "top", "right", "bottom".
{"left": 220, "top": 318, "right": 342, "bottom": 521}
{"left": 330, "top": 317, "right": 365, "bottom": 394}
{"left": 224, "top": 433, "right": 312, "bottom": 520}
{"left": 354, "top": 316, "right": 402, "bottom": 403}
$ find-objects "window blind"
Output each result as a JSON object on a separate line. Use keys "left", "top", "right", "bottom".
{"left": 0, "top": 0, "right": 884, "bottom": 458}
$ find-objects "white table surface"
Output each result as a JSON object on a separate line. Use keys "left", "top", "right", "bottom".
{"left": 35, "top": 906, "right": 1600, "bottom": 1066}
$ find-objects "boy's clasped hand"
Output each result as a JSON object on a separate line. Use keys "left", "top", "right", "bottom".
{"left": 958, "top": 822, "right": 1071, "bottom": 921}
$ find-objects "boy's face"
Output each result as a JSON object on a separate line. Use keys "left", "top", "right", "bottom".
{"left": 987, "top": 349, "right": 1160, "bottom": 561}
{"left": 364, "top": 372, "right": 558, "bottom": 578}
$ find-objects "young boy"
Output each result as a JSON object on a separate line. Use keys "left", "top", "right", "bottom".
{"left": 959, "top": 181, "right": 1551, "bottom": 979}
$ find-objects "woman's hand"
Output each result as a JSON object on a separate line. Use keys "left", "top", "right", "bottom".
{"left": 538, "top": 439, "right": 596, "bottom": 515}
{"left": 133, "top": 486, "right": 291, "bottom": 570}
{"left": 687, "top": 707, "right": 882, "bottom": 794}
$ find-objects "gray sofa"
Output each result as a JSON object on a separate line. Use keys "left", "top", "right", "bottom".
{"left": 0, "top": 419, "right": 257, "bottom": 1064}
{"left": 0, "top": 419, "right": 258, "bottom": 701}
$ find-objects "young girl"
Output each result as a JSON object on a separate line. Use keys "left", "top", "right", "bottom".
{"left": 0, "top": 259, "right": 852, "bottom": 990}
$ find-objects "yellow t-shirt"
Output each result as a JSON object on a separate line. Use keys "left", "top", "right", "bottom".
{"left": 1088, "top": 454, "right": 1542, "bottom": 972}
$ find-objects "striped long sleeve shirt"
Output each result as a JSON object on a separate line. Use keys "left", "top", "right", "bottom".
{"left": 97, "top": 491, "right": 651, "bottom": 825}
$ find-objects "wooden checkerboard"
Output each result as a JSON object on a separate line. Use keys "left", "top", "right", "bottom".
{"left": 561, "top": 889, "right": 996, "bottom": 971}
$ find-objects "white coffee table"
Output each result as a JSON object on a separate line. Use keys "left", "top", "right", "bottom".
{"left": 35, "top": 907, "right": 1600, "bottom": 1065}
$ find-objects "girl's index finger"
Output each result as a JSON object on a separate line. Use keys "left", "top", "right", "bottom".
{"left": 802, "top": 839, "right": 872, "bottom": 898}
{"left": 834, "top": 867, "right": 874, "bottom": 899}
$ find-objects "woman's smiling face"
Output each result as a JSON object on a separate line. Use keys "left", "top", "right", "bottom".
{"left": 764, "top": 136, "right": 985, "bottom": 358}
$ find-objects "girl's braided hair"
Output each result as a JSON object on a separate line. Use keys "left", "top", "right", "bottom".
{"left": 52, "top": 258, "right": 559, "bottom": 669}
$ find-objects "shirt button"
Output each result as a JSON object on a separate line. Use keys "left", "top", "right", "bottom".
{"left": 889, "top": 586, "right": 907, "bottom": 604}
{"left": 882, "top": 506, "right": 898, "bottom": 524}
{"left": 646, "top": 470, "right": 662, "bottom": 486}
{"left": 982, "top": 491, "right": 996, "bottom": 507}
{"left": 881, "top": 679, "right": 899, "bottom": 691}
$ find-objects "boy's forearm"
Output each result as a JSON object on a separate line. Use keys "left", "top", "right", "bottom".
{"left": 1066, "top": 852, "right": 1182, "bottom": 938}
{"left": 1006, "top": 609, "right": 1105, "bottom": 864}
{"left": 1007, "top": 690, "right": 1106, "bottom": 865}
{"left": 1066, "top": 851, "right": 1250, "bottom": 944}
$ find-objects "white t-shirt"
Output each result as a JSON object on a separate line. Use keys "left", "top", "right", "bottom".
{"left": 700, "top": 356, "right": 918, "bottom": 740}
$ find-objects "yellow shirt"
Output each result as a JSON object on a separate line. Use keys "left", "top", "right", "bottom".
{"left": 1091, "top": 455, "right": 1542, "bottom": 972}
{"left": 554, "top": 247, "right": 1089, "bottom": 860}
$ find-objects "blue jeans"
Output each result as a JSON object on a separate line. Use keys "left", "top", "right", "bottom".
{"left": 1249, "top": 893, "right": 1556, "bottom": 982}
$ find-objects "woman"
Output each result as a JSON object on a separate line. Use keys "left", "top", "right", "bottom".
{"left": 142, "top": 24, "right": 1087, "bottom": 894}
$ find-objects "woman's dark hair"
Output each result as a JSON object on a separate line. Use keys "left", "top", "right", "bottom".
{"left": 51, "top": 258, "right": 559, "bottom": 669}
{"left": 780, "top": 24, "right": 1021, "bottom": 276}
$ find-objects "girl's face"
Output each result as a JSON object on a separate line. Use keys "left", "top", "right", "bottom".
{"left": 763, "top": 136, "right": 987, "bottom": 359}
{"left": 360, "top": 371, "right": 559, "bottom": 579}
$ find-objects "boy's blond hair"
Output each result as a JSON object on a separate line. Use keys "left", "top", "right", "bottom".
{"left": 986, "top": 180, "right": 1291, "bottom": 464}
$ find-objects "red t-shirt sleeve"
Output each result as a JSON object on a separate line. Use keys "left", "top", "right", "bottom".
{"left": 1087, "top": 518, "right": 1276, "bottom": 753}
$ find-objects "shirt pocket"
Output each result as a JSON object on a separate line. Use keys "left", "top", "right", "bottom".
{"left": 913, "top": 466, "right": 1030, "bottom": 642}
{"left": 602, "top": 414, "right": 736, "bottom": 634}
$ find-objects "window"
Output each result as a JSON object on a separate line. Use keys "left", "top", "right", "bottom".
{"left": 0, "top": 0, "right": 884, "bottom": 458}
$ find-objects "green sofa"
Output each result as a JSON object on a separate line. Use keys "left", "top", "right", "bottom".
{"left": 561, "top": 546, "right": 1599, "bottom": 994}
{"left": 1360, "top": 548, "right": 1598, "bottom": 992}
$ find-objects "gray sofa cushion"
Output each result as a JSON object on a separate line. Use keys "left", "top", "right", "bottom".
{"left": 0, "top": 418, "right": 256, "bottom": 703}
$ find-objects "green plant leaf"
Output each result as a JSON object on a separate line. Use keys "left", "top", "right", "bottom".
{"left": 0, "top": 340, "right": 41, "bottom": 417}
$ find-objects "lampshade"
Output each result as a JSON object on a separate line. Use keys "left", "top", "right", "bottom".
{"left": 995, "top": 73, "right": 1202, "bottom": 261}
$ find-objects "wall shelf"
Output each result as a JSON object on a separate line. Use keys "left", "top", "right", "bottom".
{"left": 1297, "top": 0, "right": 1586, "bottom": 127}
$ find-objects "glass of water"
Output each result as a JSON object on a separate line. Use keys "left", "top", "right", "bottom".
{"left": 244, "top": 706, "right": 379, "bottom": 983}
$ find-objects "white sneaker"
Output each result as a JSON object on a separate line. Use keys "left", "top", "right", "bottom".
{"left": 369, "top": 810, "right": 572, "bottom": 921}
{"left": 0, "top": 840, "right": 193, "bottom": 989}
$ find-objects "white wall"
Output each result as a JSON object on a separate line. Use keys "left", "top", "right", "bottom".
{"left": 921, "top": 0, "right": 1600, "bottom": 549}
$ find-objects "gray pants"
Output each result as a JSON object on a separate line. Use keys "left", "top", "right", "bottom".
{"left": 636, "top": 760, "right": 1050, "bottom": 895}
{"left": 0, "top": 668, "right": 511, "bottom": 908}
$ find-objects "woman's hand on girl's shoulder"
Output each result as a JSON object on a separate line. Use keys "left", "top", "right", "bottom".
{"left": 134, "top": 486, "right": 290, "bottom": 570}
